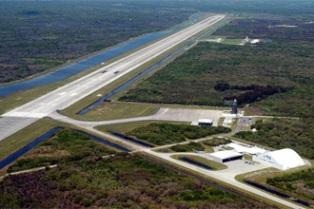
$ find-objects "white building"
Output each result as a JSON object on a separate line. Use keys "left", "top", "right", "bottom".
{"left": 208, "top": 150, "right": 243, "bottom": 163}
{"left": 227, "top": 143, "right": 267, "bottom": 155}
{"left": 198, "top": 119, "right": 213, "bottom": 126}
{"left": 253, "top": 148, "right": 305, "bottom": 170}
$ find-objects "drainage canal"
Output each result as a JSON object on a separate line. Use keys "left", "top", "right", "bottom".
{"left": 77, "top": 41, "right": 194, "bottom": 115}
{"left": 0, "top": 14, "right": 201, "bottom": 97}
{"left": 0, "top": 128, "right": 130, "bottom": 170}
{"left": 74, "top": 130, "right": 131, "bottom": 152}
{"left": 109, "top": 131, "right": 154, "bottom": 148}
{"left": 179, "top": 157, "right": 213, "bottom": 170}
{"left": 77, "top": 19, "right": 228, "bottom": 115}
{"left": 0, "top": 127, "right": 62, "bottom": 170}
{"left": 244, "top": 180, "right": 311, "bottom": 207}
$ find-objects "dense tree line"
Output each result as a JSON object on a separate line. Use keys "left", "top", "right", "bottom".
{"left": 120, "top": 15, "right": 314, "bottom": 117}
{"left": 218, "top": 83, "right": 292, "bottom": 105}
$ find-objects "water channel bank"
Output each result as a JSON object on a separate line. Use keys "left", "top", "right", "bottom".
{"left": 76, "top": 17, "right": 229, "bottom": 115}
{"left": 0, "top": 127, "right": 130, "bottom": 170}
{"left": 0, "top": 14, "right": 201, "bottom": 97}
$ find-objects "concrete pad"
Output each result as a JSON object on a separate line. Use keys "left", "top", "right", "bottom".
{"left": 2, "top": 112, "right": 47, "bottom": 119}
{"left": 0, "top": 117, "right": 38, "bottom": 141}
{"left": 154, "top": 108, "right": 224, "bottom": 126}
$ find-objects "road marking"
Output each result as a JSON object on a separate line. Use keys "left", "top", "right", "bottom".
{"left": 58, "top": 92, "right": 67, "bottom": 96}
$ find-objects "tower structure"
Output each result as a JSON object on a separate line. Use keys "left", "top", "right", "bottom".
{"left": 231, "top": 99, "right": 238, "bottom": 114}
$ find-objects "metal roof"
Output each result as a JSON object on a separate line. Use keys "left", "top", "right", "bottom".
{"left": 209, "top": 150, "right": 243, "bottom": 159}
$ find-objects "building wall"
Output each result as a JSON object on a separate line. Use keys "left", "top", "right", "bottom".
{"left": 253, "top": 155, "right": 284, "bottom": 170}
{"left": 209, "top": 155, "right": 243, "bottom": 164}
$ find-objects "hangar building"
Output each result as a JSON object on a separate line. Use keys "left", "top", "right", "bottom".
{"left": 198, "top": 119, "right": 213, "bottom": 126}
{"left": 253, "top": 148, "right": 305, "bottom": 170}
{"left": 227, "top": 143, "right": 267, "bottom": 155}
{"left": 209, "top": 150, "right": 243, "bottom": 163}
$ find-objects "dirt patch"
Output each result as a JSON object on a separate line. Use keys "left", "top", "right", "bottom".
{"left": 295, "top": 182, "right": 314, "bottom": 197}
{"left": 25, "top": 150, "right": 70, "bottom": 159}
{"left": 245, "top": 106, "right": 264, "bottom": 116}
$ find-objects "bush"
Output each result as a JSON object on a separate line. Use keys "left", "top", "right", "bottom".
{"left": 125, "top": 123, "right": 230, "bottom": 145}
{"left": 171, "top": 142, "right": 204, "bottom": 152}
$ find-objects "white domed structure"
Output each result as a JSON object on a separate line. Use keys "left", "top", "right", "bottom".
{"left": 253, "top": 148, "right": 305, "bottom": 170}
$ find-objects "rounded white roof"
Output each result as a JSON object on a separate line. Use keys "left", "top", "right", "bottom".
{"left": 264, "top": 148, "right": 304, "bottom": 169}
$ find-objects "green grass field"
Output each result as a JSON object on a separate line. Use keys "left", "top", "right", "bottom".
{"left": 0, "top": 119, "right": 61, "bottom": 162}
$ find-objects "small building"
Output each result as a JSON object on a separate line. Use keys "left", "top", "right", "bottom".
{"left": 250, "top": 39, "right": 260, "bottom": 44}
{"left": 198, "top": 119, "right": 213, "bottom": 126}
{"left": 253, "top": 148, "right": 305, "bottom": 170}
{"left": 209, "top": 150, "right": 243, "bottom": 163}
{"left": 227, "top": 143, "right": 267, "bottom": 155}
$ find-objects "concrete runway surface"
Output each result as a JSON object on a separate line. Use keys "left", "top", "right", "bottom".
{"left": 0, "top": 15, "right": 225, "bottom": 141}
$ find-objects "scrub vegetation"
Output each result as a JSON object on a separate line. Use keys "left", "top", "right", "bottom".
{"left": 237, "top": 118, "right": 314, "bottom": 206}
{"left": 266, "top": 168, "right": 314, "bottom": 202}
{"left": 235, "top": 118, "right": 314, "bottom": 159}
{"left": 1, "top": 0, "right": 312, "bottom": 84}
{"left": 125, "top": 123, "right": 231, "bottom": 146}
{"left": 6, "top": 129, "right": 116, "bottom": 173}
{"left": 118, "top": 13, "right": 314, "bottom": 206}
{"left": 0, "top": 1, "right": 194, "bottom": 83}
{"left": 120, "top": 15, "right": 314, "bottom": 118}
{"left": 241, "top": 167, "right": 314, "bottom": 207}
{"left": 0, "top": 130, "right": 271, "bottom": 209}
{"left": 170, "top": 142, "right": 205, "bottom": 152}
{"left": 202, "top": 137, "right": 232, "bottom": 147}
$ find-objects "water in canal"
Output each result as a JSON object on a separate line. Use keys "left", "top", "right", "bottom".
{"left": 179, "top": 157, "right": 213, "bottom": 170}
{"left": 77, "top": 18, "right": 228, "bottom": 115}
{"left": 109, "top": 131, "right": 154, "bottom": 148}
{"left": 0, "top": 14, "right": 201, "bottom": 97}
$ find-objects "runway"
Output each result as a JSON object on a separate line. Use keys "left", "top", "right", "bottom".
{"left": 0, "top": 15, "right": 225, "bottom": 141}
{"left": 2, "top": 15, "right": 225, "bottom": 119}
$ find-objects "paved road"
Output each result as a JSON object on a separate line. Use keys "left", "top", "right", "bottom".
{"left": 49, "top": 110, "right": 306, "bottom": 208}
{"left": 144, "top": 149, "right": 306, "bottom": 209}
{"left": 48, "top": 108, "right": 223, "bottom": 128}
{"left": 234, "top": 117, "right": 253, "bottom": 133}
{"left": 0, "top": 117, "right": 38, "bottom": 141}
{"left": 3, "top": 15, "right": 225, "bottom": 119}
{"left": 0, "top": 15, "right": 225, "bottom": 141}
{"left": 1, "top": 107, "right": 306, "bottom": 208}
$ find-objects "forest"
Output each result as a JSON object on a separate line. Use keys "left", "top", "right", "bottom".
{"left": 120, "top": 15, "right": 314, "bottom": 118}
{"left": 1, "top": 0, "right": 313, "bottom": 83}
{"left": 217, "top": 83, "right": 291, "bottom": 105}
{"left": 0, "top": 129, "right": 272, "bottom": 208}
{"left": 0, "top": 1, "right": 194, "bottom": 83}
